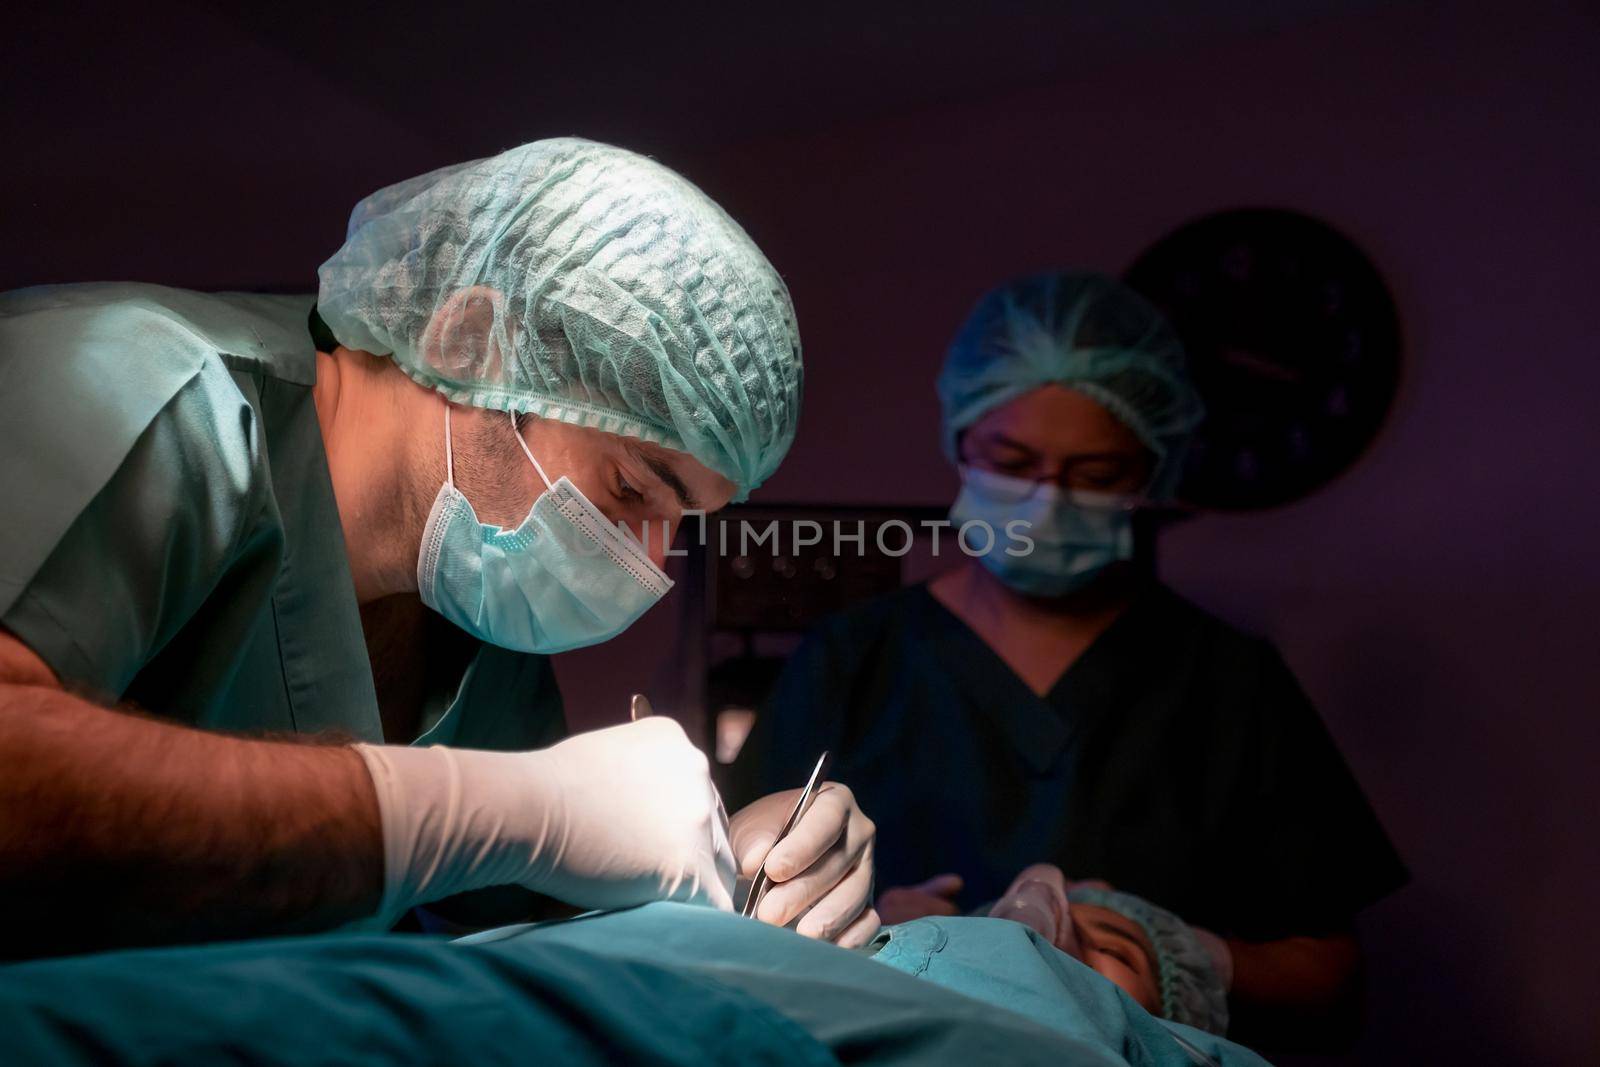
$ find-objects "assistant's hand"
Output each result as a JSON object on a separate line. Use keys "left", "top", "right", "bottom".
{"left": 729, "top": 783, "right": 878, "bottom": 947}
{"left": 355, "top": 717, "right": 737, "bottom": 923}
{"left": 877, "top": 873, "right": 964, "bottom": 924}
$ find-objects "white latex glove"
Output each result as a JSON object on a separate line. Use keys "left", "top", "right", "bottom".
{"left": 990, "top": 863, "right": 1080, "bottom": 957}
{"left": 729, "top": 782, "right": 879, "bottom": 948}
{"left": 354, "top": 717, "right": 736, "bottom": 924}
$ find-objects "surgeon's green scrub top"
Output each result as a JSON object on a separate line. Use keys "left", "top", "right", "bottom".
{"left": 0, "top": 283, "right": 561, "bottom": 751}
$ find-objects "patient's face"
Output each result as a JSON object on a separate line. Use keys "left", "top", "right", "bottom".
{"left": 1069, "top": 904, "right": 1161, "bottom": 1014}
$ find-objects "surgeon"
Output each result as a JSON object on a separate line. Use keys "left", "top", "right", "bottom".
{"left": 729, "top": 271, "right": 1406, "bottom": 1047}
{"left": 0, "top": 139, "right": 877, "bottom": 958}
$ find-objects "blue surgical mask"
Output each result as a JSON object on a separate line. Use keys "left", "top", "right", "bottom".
{"left": 417, "top": 408, "right": 672, "bottom": 653}
{"left": 949, "top": 465, "right": 1136, "bottom": 597}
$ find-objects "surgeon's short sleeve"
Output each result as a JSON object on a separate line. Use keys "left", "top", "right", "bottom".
{"left": 1221, "top": 648, "right": 1409, "bottom": 940}
{"left": 2, "top": 356, "right": 274, "bottom": 700}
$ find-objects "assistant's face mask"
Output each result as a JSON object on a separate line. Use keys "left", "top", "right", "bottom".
{"left": 417, "top": 408, "right": 673, "bottom": 653}
{"left": 949, "top": 465, "right": 1136, "bottom": 598}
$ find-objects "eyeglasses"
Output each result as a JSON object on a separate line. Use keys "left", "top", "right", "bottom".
{"left": 958, "top": 438, "right": 1152, "bottom": 495}
{"left": 958, "top": 451, "right": 1151, "bottom": 513}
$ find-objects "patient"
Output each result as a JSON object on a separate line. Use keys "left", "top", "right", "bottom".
{"left": 985, "top": 863, "right": 1231, "bottom": 1035}
{"left": 0, "top": 902, "right": 1268, "bottom": 1066}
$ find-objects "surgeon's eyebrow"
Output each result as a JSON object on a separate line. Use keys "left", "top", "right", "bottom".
{"left": 639, "top": 450, "right": 699, "bottom": 511}
{"left": 984, "top": 431, "right": 1033, "bottom": 450}
{"left": 983, "top": 432, "right": 1139, "bottom": 463}
{"left": 973, "top": 431, "right": 1038, "bottom": 457}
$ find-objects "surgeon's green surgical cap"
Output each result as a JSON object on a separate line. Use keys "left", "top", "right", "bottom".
{"left": 317, "top": 138, "right": 802, "bottom": 500}
{"left": 1067, "top": 886, "right": 1230, "bottom": 1035}
{"left": 938, "top": 272, "right": 1203, "bottom": 500}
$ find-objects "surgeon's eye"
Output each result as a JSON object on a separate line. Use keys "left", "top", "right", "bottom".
{"left": 614, "top": 469, "right": 645, "bottom": 502}
{"left": 1075, "top": 468, "right": 1123, "bottom": 489}
{"left": 1069, "top": 460, "right": 1143, "bottom": 492}
{"left": 979, "top": 448, "right": 1039, "bottom": 477}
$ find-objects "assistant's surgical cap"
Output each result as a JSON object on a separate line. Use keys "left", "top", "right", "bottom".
{"left": 317, "top": 138, "right": 802, "bottom": 500}
{"left": 1068, "top": 885, "right": 1229, "bottom": 1035}
{"left": 938, "top": 272, "right": 1203, "bottom": 499}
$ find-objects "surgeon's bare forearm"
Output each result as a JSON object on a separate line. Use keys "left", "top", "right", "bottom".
{"left": 1225, "top": 932, "right": 1362, "bottom": 1051}
{"left": 0, "top": 682, "right": 383, "bottom": 957}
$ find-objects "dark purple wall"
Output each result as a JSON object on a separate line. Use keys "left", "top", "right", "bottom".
{"left": 677, "top": 6, "right": 1600, "bottom": 1063}
{"left": 6, "top": 2, "right": 1595, "bottom": 1062}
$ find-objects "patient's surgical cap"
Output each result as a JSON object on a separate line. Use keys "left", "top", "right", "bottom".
{"left": 317, "top": 138, "right": 802, "bottom": 500}
{"left": 1067, "top": 886, "right": 1229, "bottom": 1035}
{"left": 938, "top": 272, "right": 1203, "bottom": 499}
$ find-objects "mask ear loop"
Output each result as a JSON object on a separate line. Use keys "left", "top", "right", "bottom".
{"left": 510, "top": 412, "right": 554, "bottom": 491}
{"left": 443, "top": 404, "right": 456, "bottom": 487}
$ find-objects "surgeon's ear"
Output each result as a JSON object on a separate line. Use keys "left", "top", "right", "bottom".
{"left": 420, "top": 285, "right": 512, "bottom": 380}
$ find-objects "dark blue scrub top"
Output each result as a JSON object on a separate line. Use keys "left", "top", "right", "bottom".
{"left": 729, "top": 581, "right": 1407, "bottom": 941}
